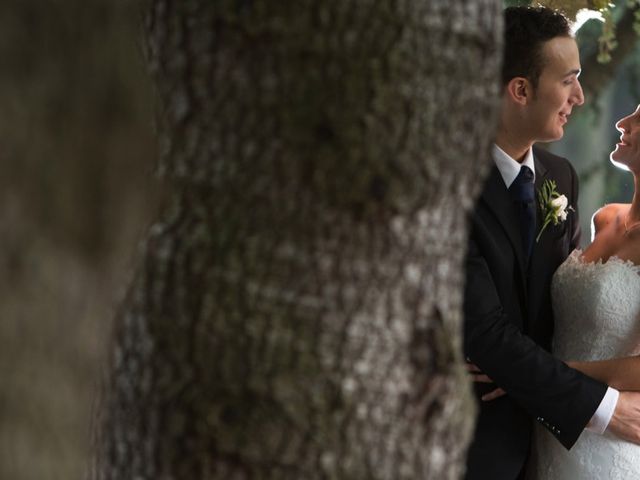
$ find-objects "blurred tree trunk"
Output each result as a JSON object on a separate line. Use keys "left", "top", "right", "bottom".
{"left": 92, "top": 1, "right": 502, "bottom": 479}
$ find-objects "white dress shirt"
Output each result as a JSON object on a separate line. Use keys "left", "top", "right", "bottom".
{"left": 491, "top": 144, "right": 618, "bottom": 435}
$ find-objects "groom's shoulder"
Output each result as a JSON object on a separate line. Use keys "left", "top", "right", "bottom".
{"left": 532, "top": 145, "right": 571, "bottom": 165}
{"left": 532, "top": 145, "right": 576, "bottom": 177}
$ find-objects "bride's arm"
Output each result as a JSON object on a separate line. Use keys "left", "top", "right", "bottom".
{"left": 568, "top": 356, "right": 640, "bottom": 391}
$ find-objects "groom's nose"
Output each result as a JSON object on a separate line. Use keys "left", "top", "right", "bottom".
{"left": 571, "top": 79, "right": 585, "bottom": 106}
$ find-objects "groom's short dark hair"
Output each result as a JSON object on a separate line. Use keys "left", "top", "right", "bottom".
{"left": 503, "top": 6, "right": 572, "bottom": 89}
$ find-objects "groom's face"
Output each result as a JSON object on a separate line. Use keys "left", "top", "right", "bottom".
{"left": 526, "top": 36, "right": 584, "bottom": 142}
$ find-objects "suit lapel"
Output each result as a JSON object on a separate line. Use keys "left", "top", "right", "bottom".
{"left": 527, "top": 155, "right": 549, "bottom": 330}
{"left": 529, "top": 156, "right": 549, "bottom": 277}
{"left": 533, "top": 156, "right": 549, "bottom": 239}
{"left": 480, "top": 167, "right": 528, "bottom": 285}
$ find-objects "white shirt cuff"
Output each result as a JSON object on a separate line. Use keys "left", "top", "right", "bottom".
{"left": 586, "top": 387, "right": 619, "bottom": 434}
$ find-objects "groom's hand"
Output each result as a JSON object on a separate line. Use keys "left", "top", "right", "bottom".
{"left": 607, "top": 391, "right": 640, "bottom": 445}
{"left": 466, "top": 362, "right": 506, "bottom": 401}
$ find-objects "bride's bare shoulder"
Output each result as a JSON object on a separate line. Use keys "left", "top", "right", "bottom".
{"left": 591, "top": 204, "right": 628, "bottom": 238}
{"left": 592, "top": 204, "right": 626, "bottom": 228}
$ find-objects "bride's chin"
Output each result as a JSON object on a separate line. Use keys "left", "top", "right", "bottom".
{"left": 610, "top": 155, "right": 631, "bottom": 172}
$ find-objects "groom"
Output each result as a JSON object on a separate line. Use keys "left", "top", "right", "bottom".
{"left": 464, "top": 6, "right": 640, "bottom": 480}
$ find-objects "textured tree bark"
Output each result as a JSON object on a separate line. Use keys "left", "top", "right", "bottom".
{"left": 92, "top": 1, "right": 503, "bottom": 478}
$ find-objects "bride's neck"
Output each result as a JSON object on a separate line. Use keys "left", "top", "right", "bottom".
{"left": 630, "top": 174, "right": 640, "bottom": 222}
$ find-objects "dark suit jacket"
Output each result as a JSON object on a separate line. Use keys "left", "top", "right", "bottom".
{"left": 463, "top": 147, "right": 608, "bottom": 480}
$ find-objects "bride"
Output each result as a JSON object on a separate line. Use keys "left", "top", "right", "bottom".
{"left": 527, "top": 105, "right": 640, "bottom": 478}
{"left": 476, "top": 104, "right": 640, "bottom": 478}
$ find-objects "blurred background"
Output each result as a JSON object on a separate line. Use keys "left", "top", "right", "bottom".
{"left": 0, "top": 1, "right": 639, "bottom": 479}
{"left": 0, "top": 1, "right": 159, "bottom": 478}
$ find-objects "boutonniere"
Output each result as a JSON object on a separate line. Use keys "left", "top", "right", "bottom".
{"left": 536, "top": 179, "right": 574, "bottom": 242}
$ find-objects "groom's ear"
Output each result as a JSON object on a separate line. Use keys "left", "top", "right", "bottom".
{"left": 505, "top": 77, "right": 531, "bottom": 105}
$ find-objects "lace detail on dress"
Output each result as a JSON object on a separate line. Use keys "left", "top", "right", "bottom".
{"left": 551, "top": 249, "right": 640, "bottom": 362}
{"left": 529, "top": 249, "right": 640, "bottom": 479}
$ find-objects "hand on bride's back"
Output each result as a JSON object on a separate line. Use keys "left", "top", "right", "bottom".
{"left": 466, "top": 362, "right": 506, "bottom": 401}
{"left": 607, "top": 391, "right": 640, "bottom": 445}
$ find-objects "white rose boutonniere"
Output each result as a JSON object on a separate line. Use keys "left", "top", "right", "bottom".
{"left": 536, "top": 179, "right": 574, "bottom": 242}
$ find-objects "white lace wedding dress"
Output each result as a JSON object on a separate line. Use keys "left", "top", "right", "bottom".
{"left": 528, "top": 249, "right": 640, "bottom": 479}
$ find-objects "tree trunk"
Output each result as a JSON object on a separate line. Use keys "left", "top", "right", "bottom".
{"left": 92, "top": 1, "right": 503, "bottom": 478}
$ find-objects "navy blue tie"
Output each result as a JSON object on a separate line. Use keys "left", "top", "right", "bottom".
{"left": 509, "top": 166, "right": 535, "bottom": 259}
